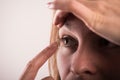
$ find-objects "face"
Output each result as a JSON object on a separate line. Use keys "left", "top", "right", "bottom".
{"left": 56, "top": 14, "right": 120, "bottom": 80}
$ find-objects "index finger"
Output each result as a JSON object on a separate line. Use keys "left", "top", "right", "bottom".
{"left": 53, "top": 10, "right": 69, "bottom": 28}
{"left": 20, "top": 42, "right": 58, "bottom": 80}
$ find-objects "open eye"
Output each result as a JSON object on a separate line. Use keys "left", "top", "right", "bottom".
{"left": 60, "top": 35, "right": 78, "bottom": 50}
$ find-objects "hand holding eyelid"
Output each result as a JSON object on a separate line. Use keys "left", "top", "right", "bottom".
{"left": 19, "top": 42, "right": 58, "bottom": 80}
{"left": 47, "top": 0, "right": 120, "bottom": 45}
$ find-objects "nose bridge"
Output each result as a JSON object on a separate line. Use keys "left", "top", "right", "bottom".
{"left": 70, "top": 44, "right": 97, "bottom": 75}
{"left": 71, "top": 45, "right": 89, "bottom": 70}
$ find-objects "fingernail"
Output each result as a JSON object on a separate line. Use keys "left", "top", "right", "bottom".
{"left": 46, "top": 3, "right": 54, "bottom": 9}
{"left": 57, "top": 23, "right": 63, "bottom": 28}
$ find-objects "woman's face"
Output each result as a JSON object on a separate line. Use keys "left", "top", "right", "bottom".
{"left": 56, "top": 15, "right": 120, "bottom": 80}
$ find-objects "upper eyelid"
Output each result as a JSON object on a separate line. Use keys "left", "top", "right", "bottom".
{"left": 59, "top": 34, "right": 78, "bottom": 42}
{"left": 58, "top": 25, "right": 79, "bottom": 43}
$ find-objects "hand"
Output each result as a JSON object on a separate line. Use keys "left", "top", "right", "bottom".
{"left": 47, "top": 0, "right": 120, "bottom": 45}
{"left": 19, "top": 42, "right": 58, "bottom": 80}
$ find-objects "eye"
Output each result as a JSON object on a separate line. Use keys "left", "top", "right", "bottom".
{"left": 60, "top": 35, "right": 78, "bottom": 50}
{"left": 98, "top": 38, "right": 118, "bottom": 49}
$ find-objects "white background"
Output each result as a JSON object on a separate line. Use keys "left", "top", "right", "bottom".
{"left": 0, "top": 0, "right": 53, "bottom": 80}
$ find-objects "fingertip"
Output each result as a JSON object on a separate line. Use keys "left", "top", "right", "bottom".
{"left": 53, "top": 10, "right": 63, "bottom": 25}
{"left": 56, "top": 23, "right": 63, "bottom": 28}
{"left": 53, "top": 11, "right": 69, "bottom": 28}
{"left": 52, "top": 41, "right": 58, "bottom": 48}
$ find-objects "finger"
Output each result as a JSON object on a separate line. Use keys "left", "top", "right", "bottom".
{"left": 53, "top": 10, "right": 69, "bottom": 28}
{"left": 73, "top": 0, "right": 120, "bottom": 45}
{"left": 32, "top": 42, "right": 58, "bottom": 69}
{"left": 47, "top": 0, "right": 95, "bottom": 28}
{"left": 20, "top": 42, "right": 58, "bottom": 80}
{"left": 47, "top": 0, "right": 69, "bottom": 10}
{"left": 47, "top": 1, "right": 56, "bottom": 9}
{"left": 70, "top": 0, "right": 95, "bottom": 28}
{"left": 47, "top": 0, "right": 98, "bottom": 28}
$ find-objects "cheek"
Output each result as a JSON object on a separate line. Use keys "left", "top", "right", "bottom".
{"left": 108, "top": 52, "right": 120, "bottom": 73}
{"left": 56, "top": 47, "right": 72, "bottom": 79}
{"left": 104, "top": 49, "right": 120, "bottom": 68}
{"left": 97, "top": 49, "right": 120, "bottom": 78}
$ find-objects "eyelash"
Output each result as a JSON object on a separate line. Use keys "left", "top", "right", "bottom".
{"left": 59, "top": 35, "right": 78, "bottom": 50}
{"left": 58, "top": 35, "right": 119, "bottom": 53}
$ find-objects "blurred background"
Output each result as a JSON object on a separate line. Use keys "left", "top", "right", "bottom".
{"left": 0, "top": 0, "right": 53, "bottom": 80}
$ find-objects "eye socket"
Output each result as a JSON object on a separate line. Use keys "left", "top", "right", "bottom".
{"left": 59, "top": 35, "right": 78, "bottom": 51}
{"left": 98, "top": 38, "right": 119, "bottom": 49}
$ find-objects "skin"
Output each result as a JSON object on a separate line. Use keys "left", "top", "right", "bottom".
{"left": 56, "top": 14, "right": 120, "bottom": 80}
{"left": 47, "top": 0, "right": 120, "bottom": 45}
{"left": 20, "top": 14, "right": 120, "bottom": 80}
{"left": 19, "top": 42, "right": 58, "bottom": 80}
{"left": 20, "top": 0, "right": 120, "bottom": 79}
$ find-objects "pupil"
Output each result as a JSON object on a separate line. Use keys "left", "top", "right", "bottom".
{"left": 64, "top": 38, "right": 69, "bottom": 45}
